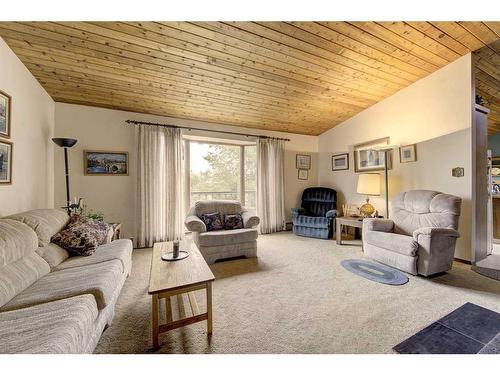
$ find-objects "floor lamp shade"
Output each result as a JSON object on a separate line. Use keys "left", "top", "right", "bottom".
{"left": 52, "top": 138, "right": 77, "bottom": 214}
{"left": 357, "top": 173, "right": 380, "bottom": 217}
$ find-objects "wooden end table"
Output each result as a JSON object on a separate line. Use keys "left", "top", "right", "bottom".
{"left": 148, "top": 240, "right": 215, "bottom": 349}
{"left": 336, "top": 216, "right": 364, "bottom": 245}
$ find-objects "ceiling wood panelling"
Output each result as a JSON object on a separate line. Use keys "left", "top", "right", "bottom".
{"left": 0, "top": 21, "right": 499, "bottom": 135}
{"left": 474, "top": 41, "right": 500, "bottom": 134}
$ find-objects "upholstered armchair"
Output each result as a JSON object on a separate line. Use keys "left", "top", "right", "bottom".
{"left": 292, "top": 187, "right": 337, "bottom": 239}
{"left": 362, "top": 190, "right": 462, "bottom": 276}
{"left": 185, "top": 200, "right": 260, "bottom": 264}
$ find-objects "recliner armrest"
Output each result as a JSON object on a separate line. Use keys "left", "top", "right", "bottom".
{"left": 363, "top": 218, "right": 394, "bottom": 233}
{"left": 185, "top": 215, "right": 206, "bottom": 233}
{"left": 326, "top": 210, "right": 337, "bottom": 219}
{"left": 242, "top": 211, "right": 260, "bottom": 228}
{"left": 291, "top": 208, "right": 305, "bottom": 216}
{"left": 413, "top": 227, "right": 460, "bottom": 241}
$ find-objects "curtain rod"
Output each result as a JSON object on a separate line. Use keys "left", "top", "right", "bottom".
{"left": 125, "top": 120, "right": 291, "bottom": 142}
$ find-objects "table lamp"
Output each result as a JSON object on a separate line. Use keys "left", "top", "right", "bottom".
{"left": 357, "top": 173, "right": 380, "bottom": 217}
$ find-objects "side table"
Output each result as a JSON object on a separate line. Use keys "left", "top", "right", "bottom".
{"left": 336, "top": 216, "right": 364, "bottom": 245}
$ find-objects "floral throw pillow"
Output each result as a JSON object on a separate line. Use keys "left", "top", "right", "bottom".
{"left": 51, "top": 216, "right": 111, "bottom": 256}
{"left": 224, "top": 214, "right": 244, "bottom": 230}
{"left": 201, "top": 212, "right": 224, "bottom": 232}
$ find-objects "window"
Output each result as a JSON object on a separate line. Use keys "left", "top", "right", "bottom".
{"left": 184, "top": 139, "right": 256, "bottom": 211}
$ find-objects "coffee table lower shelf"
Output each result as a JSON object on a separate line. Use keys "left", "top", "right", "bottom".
{"left": 151, "top": 281, "right": 213, "bottom": 349}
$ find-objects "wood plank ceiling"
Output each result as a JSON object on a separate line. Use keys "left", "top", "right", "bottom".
{"left": 474, "top": 40, "right": 500, "bottom": 134}
{"left": 0, "top": 22, "right": 499, "bottom": 135}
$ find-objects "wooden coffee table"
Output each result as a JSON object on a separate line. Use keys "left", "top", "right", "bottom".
{"left": 148, "top": 240, "right": 215, "bottom": 349}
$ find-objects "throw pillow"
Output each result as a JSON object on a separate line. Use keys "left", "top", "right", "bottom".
{"left": 201, "top": 212, "right": 223, "bottom": 232}
{"left": 51, "top": 217, "right": 111, "bottom": 256}
{"left": 223, "top": 214, "right": 244, "bottom": 230}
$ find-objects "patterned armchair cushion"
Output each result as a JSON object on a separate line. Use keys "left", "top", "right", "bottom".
{"left": 223, "top": 214, "right": 244, "bottom": 230}
{"left": 201, "top": 212, "right": 224, "bottom": 232}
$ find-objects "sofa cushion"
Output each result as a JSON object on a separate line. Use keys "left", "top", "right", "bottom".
{"left": 195, "top": 200, "right": 242, "bottom": 217}
{"left": 364, "top": 231, "right": 418, "bottom": 257}
{"left": 195, "top": 228, "right": 258, "bottom": 247}
{"left": 7, "top": 209, "right": 69, "bottom": 247}
{"left": 1, "top": 259, "right": 123, "bottom": 312}
{"left": 54, "top": 239, "right": 133, "bottom": 274}
{"left": 0, "top": 219, "right": 50, "bottom": 307}
{"left": 36, "top": 243, "right": 70, "bottom": 269}
{"left": 223, "top": 214, "right": 244, "bottom": 230}
{"left": 0, "top": 295, "right": 98, "bottom": 354}
{"left": 201, "top": 212, "right": 224, "bottom": 232}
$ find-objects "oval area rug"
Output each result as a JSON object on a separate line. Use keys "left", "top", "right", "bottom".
{"left": 341, "top": 259, "right": 409, "bottom": 285}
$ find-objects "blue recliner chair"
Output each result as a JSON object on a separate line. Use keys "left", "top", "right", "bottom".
{"left": 291, "top": 187, "right": 338, "bottom": 239}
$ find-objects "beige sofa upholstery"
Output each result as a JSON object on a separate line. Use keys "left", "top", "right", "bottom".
{"left": 0, "top": 209, "right": 132, "bottom": 354}
{"left": 185, "top": 200, "right": 259, "bottom": 264}
{"left": 362, "top": 190, "right": 462, "bottom": 276}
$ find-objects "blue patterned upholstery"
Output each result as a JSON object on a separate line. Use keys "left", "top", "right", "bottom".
{"left": 292, "top": 187, "right": 337, "bottom": 239}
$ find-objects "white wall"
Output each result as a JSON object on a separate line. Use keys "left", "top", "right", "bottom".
{"left": 54, "top": 103, "right": 319, "bottom": 241}
{"left": 0, "top": 38, "right": 55, "bottom": 216}
{"left": 318, "top": 54, "right": 473, "bottom": 260}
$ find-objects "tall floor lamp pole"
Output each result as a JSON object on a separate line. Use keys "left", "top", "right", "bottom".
{"left": 52, "top": 138, "right": 77, "bottom": 214}
{"left": 370, "top": 145, "right": 396, "bottom": 219}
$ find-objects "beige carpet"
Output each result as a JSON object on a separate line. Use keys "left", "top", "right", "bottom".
{"left": 94, "top": 232, "right": 500, "bottom": 354}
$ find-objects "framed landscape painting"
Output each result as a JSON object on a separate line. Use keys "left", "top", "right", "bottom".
{"left": 0, "top": 140, "right": 13, "bottom": 184}
{"left": 332, "top": 153, "right": 349, "bottom": 171}
{"left": 0, "top": 90, "right": 11, "bottom": 139}
{"left": 353, "top": 137, "right": 392, "bottom": 173}
{"left": 84, "top": 150, "right": 129, "bottom": 176}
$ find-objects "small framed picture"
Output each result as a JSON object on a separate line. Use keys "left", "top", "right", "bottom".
{"left": 296, "top": 154, "right": 311, "bottom": 170}
{"left": 399, "top": 144, "right": 417, "bottom": 163}
{"left": 84, "top": 150, "right": 129, "bottom": 175}
{"left": 0, "top": 90, "right": 11, "bottom": 139}
{"left": 298, "top": 169, "right": 308, "bottom": 180}
{"left": 332, "top": 153, "right": 349, "bottom": 171}
{"left": 0, "top": 139, "right": 13, "bottom": 184}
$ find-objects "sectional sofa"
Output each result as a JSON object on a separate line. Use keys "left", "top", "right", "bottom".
{"left": 0, "top": 209, "right": 132, "bottom": 353}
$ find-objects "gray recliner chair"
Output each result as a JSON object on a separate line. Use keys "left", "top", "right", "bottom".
{"left": 362, "top": 190, "right": 462, "bottom": 276}
{"left": 185, "top": 200, "right": 260, "bottom": 264}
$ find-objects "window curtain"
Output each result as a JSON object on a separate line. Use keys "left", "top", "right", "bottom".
{"left": 136, "top": 125, "right": 183, "bottom": 248}
{"left": 256, "top": 138, "right": 286, "bottom": 234}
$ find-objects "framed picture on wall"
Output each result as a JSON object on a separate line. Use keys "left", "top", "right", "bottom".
{"left": 296, "top": 154, "right": 311, "bottom": 170}
{"left": 0, "top": 90, "right": 11, "bottom": 139}
{"left": 84, "top": 150, "right": 129, "bottom": 175}
{"left": 353, "top": 137, "right": 392, "bottom": 173}
{"left": 0, "top": 139, "right": 13, "bottom": 184}
{"left": 298, "top": 169, "right": 308, "bottom": 180}
{"left": 399, "top": 144, "right": 417, "bottom": 163}
{"left": 332, "top": 153, "right": 349, "bottom": 171}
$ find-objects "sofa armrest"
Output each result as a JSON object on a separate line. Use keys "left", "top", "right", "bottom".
{"left": 413, "top": 227, "right": 460, "bottom": 241}
{"left": 242, "top": 211, "right": 260, "bottom": 228}
{"left": 325, "top": 209, "right": 338, "bottom": 219}
{"left": 363, "top": 218, "right": 394, "bottom": 233}
{"left": 185, "top": 215, "right": 206, "bottom": 233}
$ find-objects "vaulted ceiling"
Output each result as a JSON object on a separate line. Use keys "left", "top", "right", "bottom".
{"left": 474, "top": 41, "right": 500, "bottom": 134}
{"left": 0, "top": 22, "right": 499, "bottom": 135}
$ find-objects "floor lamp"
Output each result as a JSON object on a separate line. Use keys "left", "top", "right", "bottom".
{"left": 52, "top": 137, "right": 77, "bottom": 214}
{"left": 369, "top": 145, "right": 396, "bottom": 218}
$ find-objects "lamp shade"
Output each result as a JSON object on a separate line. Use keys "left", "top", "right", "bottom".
{"left": 357, "top": 173, "right": 380, "bottom": 196}
{"left": 52, "top": 138, "right": 77, "bottom": 148}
